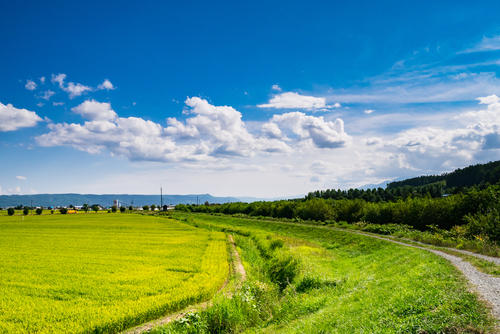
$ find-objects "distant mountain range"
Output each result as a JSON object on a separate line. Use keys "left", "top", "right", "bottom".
{"left": 0, "top": 193, "right": 244, "bottom": 208}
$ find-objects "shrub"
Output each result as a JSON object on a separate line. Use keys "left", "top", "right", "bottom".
{"left": 7, "top": 208, "right": 15, "bottom": 216}
{"left": 36, "top": 208, "right": 43, "bottom": 215}
{"left": 59, "top": 208, "right": 68, "bottom": 214}
{"left": 267, "top": 253, "right": 299, "bottom": 291}
{"left": 120, "top": 206, "right": 126, "bottom": 213}
{"left": 464, "top": 208, "right": 500, "bottom": 243}
{"left": 111, "top": 205, "right": 117, "bottom": 213}
{"left": 23, "top": 208, "right": 29, "bottom": 215}
{"left": 143, "top": 205, "right": 149, "bottom": 211}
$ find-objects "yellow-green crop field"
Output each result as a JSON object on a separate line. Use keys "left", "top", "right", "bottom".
{"left": 0, "top": 214, "right": 229, "bottom": 333}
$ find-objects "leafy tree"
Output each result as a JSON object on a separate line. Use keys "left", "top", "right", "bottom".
{"left": 91, "top": 204, "right": 100, "bottom": 213}
{"left": 143, "top": 205, "right": 149, "bottom": 211}
{"left": 120, "top": 206, "right": 126, "bottom": 213}
{"left": 7, "top": 208, "right": 15, "bottom": 216}
{"left": 23, "top": 207, "right": 29, "bottom": 215}
{"left": 36, "top": 208, "right": 43, "bottom": 215}
{"left": 111, "top": 205, "right": 117, "bottom": 213}
{"left": 151, "top": 204, "right": 156, "bottom": 211}
{"left": 82, "top": 204, "right": 89, "bottom": 213}
{"left": 59, "top": 208, "right": 68, "bottom": 214}
{"left": 128, "top": 206, "right": 133, "bottom": 211}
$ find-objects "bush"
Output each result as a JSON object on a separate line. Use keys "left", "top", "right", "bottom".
{"left": 59, "top": 208, "right": 68, "bottom": 214}
{"left": 464, "top": 208, "right": 500, "bottom": 243}
{"left": 267, "top": 253, "right": 299, "bottom": 291}
{"left": 111, "top": 205, "right": 117, "bottom": 213}
{"left": 23, "top": 208, "right": 29, "bottom": 215}
{"left": 143, "top": 205, "right": 149, "bottom": 211}
{"left": 7, "top": 208, "right": 15, "bottom": 216}
{"left": 36, "top": 208, "right": 43, "bottom": 215}
{"left": 120, "top": 206, "right": 126, "bottom": 213}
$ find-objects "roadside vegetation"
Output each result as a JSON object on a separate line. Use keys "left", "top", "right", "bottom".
{"left": 176, "top": 165, "right": 500, "bottom": 257}
{"left": 151, "top": 212, "right": 495, "bottom": 333}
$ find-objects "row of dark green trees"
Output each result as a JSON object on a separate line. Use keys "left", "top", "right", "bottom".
{"left": 176, "top": 184, "right": 500, "bottom": 243}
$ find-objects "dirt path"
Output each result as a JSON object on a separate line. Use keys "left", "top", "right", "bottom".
{"left": 122, "top": 234, "right": 246, "bottom": 334}
{"left": 228, "top": 234, "right": 246, "bottom": 282}
{"left": 333, "top": 228, "right": 500, "bottom": 321}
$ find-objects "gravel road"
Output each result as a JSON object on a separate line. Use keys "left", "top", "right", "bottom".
{"left": 337, "top": 228, "right": 500, "bottom": 321}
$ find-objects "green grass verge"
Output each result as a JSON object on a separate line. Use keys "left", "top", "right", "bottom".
{"left": 151, "top": 212, "right": 495, "bottom": 333}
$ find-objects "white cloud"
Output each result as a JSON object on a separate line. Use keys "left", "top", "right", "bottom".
{"left": 40, "top": 90, "right": 55, "bottom": 100}
{"left": 40, "top": 76, "right": 45, "bottom": 84}
{"left": 0, "top": 102, "right": 42, "bottom": 132}
{"left": 382, "top": 95, "right": 500, "bottom": 170}
{"left": 16, "top": 176, "right": 27, "bottom": 181}
{"left": 25, "top": 80, "right": 37, "bottom": 91}
{"left": 97, "top": 79, "right": 115, "bottom": 90}
{"left": 71, "top": 99, "right": 117, "bottom": 121}
{"left": 65, "top": 82, "right": 92, "bottom": 98}
{"left": 264, "top": 112, "right": 349, "bottom": 148}
{"left": 166, "top": 97, "right": 258, "bottom": 157}
{"left": 37, "top": 102, "right": 44, "bottom": 107}
{"left": 364, "top": 109, "right": 375, "bottom": 114}
{"left": 271, "top": 84, "right": 282, "bottom": 92}
{"left": 258, "top": 92, "right": 327, "bottom": 110}
{"left": 51, "top": 73, "right": 92, "bottom": 98}
{"left": 461, "top": 35, "right": 500, "bottom": 53}
{"left": 53, "top": 102, "right": 64, "bottom": 106}
{"left": 51, "top": 73, "right": 66, "bottom": 86}
{"left": 36, "top": 98, "right": 349, "bottom": 163}
{"left": 6, "top": 186, "right": 22, "bottom": 194}
{"left": 477, "top": 94, "right": 500, "bottom": 105}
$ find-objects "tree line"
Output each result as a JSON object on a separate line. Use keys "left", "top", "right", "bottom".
{"left": 176, "top": 184, "right": 500, "bottom": 243}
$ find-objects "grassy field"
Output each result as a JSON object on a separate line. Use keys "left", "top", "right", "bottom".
{"left": 0, "top": 214, "right": 229, "bottom": 333}
{"left": 155, "top": 212, "right": 495, "bottom": 333}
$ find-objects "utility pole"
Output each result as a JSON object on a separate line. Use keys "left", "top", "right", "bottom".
{"left": 160, "top": 187, "right": 163, "bottom": 209}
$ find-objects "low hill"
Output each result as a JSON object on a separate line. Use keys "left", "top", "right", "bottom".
{"left": 0, "top": 193, "right": 241, "bottom": 208}
{"left": 387, "top": 160, "right": 500, "bottom": 190}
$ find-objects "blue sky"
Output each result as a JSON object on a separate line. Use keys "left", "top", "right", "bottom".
{"left": 1, "top": 1, "right": 500, "bottom": 197}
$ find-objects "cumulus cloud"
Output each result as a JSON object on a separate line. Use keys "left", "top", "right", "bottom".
{"left": 383, "top": 94, "right": 500, "bottom": 171}
{"left": 364, "top": 109, "right": 375, "bottom": 114}
{"left": 97, "top": 79, "right": 115, "bottom": 90}
{"left": 0, "top": 102, "right": 42, "bottom": 131}
{"left": 25, "top": 80, "right": 37, "bottom": 91}
{"left": 263, "top": 112, "right": 349, "bottom": 148}
{"left": 72, "top": 99, "right": 117, "bottom": 121}
{"left": 51, "top": 73, "right": 92, "bottom": 98}
{"left": 36, "top": 98, "right": 349, "bottom": 163}
{"left": 258, "top": 92, "right": 327, "bottom": 110}
{"left": 40, "top": 76, "right": 46, "bottom": 84}
{"left": 16, "top": 176, "right": 27, "bottom": 181}
{"left": 271, "top": 84, "right": 282, "bottom": 92}
{"left": 40, "top": 90, "right": 55, "bottom": 100}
